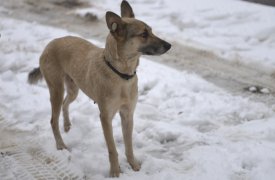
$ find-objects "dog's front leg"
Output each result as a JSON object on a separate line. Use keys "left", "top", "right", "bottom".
{"left": 99, "top": 107, "right": 120, "bottom": 177}
{"left": 120, "top": 105, "right": 141, "bottom": 171}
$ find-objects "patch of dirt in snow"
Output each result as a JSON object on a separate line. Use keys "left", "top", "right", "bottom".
{"left": 0, "top": 0, "right": 107, "bottom": 41}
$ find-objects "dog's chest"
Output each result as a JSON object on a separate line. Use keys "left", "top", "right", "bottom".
{"left": 120, "top": 86, "right": 130, "bottom": 100}
{"left": 119, "top": 81, "right": 138, "bottom": 103}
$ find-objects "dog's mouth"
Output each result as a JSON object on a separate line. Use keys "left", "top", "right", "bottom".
{"left": 139, "top": 41, "right": 171, "bottom": 56}
{"left": 142, "top": 51, "right": 154, "bottom": 55}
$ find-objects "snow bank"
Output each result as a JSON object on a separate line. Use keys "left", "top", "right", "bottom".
{"left": 1, "top": 15, "right": 275, "bottom": 179}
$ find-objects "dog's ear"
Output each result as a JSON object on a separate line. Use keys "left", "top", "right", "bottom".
{"left": 106, "top": 11, "right": 126, "bottom": 40}
{"left": 121, "top": 0, "right": 135, "bottom": 18}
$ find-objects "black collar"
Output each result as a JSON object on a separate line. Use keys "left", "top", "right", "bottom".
{"left": 104, "top": 57, "right": 136, "bottom": 80}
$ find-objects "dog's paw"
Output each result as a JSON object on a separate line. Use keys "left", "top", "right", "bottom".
{"left": 56, "top": 143, "right": 68, "bottom": 150}
{"left": 110, "top": 165, "right": 120, "bottom": 177}
{"left": 129, "top": 159, "right": 141, "bottom": 171}
{"left": 64, "top": 123, "right": 71, "bottom": 133}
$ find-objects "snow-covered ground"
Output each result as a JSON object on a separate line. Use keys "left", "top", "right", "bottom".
{"left": 1, "top": 5, "right": 275, "bottom": 179}
{"left": 77, "top": 0, "right": 275, "bottom": 73}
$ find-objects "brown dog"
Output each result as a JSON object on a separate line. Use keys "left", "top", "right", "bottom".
{"left": 28, "top": 0, "right": 171, "bottom": 177}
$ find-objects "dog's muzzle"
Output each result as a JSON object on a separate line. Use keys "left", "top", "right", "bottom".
{"left": 139, "top": 40, "right": 171, "bottom": 55}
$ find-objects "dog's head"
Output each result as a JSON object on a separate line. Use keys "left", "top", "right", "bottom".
{"left": 105, "top": 0, "right": 171, "bottom": 57}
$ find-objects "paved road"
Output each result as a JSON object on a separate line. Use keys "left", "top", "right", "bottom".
{"left": 244, "top": 0, "right": 275, "bottom": 7}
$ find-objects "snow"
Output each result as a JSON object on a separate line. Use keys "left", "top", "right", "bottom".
{"left": 1, "top": 1, "right": 275, "bottom": 180}
{"left": 77, "top": 0, "right": 275, "bottom": 73}
{"left": 260, "top": 88, "right": 270, "bottom": 94}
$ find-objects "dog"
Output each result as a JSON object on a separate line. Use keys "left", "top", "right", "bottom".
{"left": 28, "top": 0, "right": 171, "bottom": 177}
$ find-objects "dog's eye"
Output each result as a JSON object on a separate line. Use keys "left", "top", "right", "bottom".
{"left": 140, "top": 31, "right": 148, "bottom": 39}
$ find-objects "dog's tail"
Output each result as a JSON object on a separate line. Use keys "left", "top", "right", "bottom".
{"left": 28, "top": 67, "right": 43, "bottom": 84}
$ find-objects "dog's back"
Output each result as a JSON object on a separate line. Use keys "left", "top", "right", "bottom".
{"left": 40, "top": 36, "right": 102, "bottom": 79}
{"left": 30, "top": 36, "right": 105, "bottom": 93}
{"left": 29, "top": 36, "right": 102, "bottom": 83}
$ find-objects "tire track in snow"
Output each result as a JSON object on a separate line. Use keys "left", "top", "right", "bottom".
{"left": 0, "top": 123, "right": 83, "bottom": 180}
{"left": 0, "top": 145, "right": 83, "bottom": 180}
{"left": 150, "top": 41, "right": 275, "bottom": 106}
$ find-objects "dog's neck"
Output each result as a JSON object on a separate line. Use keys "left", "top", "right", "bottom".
{"left": 103, "top": 34, "right": 140, "bottom": 75}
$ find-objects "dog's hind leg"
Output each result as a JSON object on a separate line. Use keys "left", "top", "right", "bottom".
{"left": 120, "top": 105, "right": 141, "bottom": 171}
{"left": 43, "top": 71, "right": 67, "bottom": 150}
{"left": 63, "top": 75, "right": 79, "bottom": 132}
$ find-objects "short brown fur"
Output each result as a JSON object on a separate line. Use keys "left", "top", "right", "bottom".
{"left": 28, "top": 0, "right": 171, "bottom": 177}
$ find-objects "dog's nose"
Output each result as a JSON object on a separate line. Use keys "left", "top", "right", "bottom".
{"left": 163, "top": 42, "right": 171, "bottom": 51}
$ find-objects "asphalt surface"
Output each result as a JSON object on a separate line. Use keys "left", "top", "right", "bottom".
{"left": 244, "top": 0, "right": 275, "bottom": 7}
